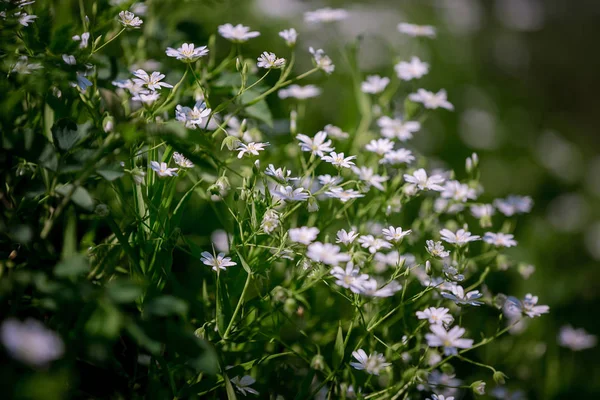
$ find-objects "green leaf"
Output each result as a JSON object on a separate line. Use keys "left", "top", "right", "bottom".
{"left": 126, "top": 323, "right": 161, "bottom": 354}
{"left": 240, "top": 90, "right": 273, "bottom": 127}
{"left": 234, "top": 249, "right": 252, "bottom": 274}
{"left": 332, "top": 323, "right": 345, "bottom": 369}
{"left": 61, "top": 207, "right": 77, "bottom": 260}
{"left": 216, "top": 275, "right": 232, "bottom": 337}
{"left": 223, "top": 374, "right": 238, "bottom": 400}
{"left": 97, "top": 167, "right": 125, "bottom": 181}
{"left": 54, "top": 254, "right": 89, "bottom": 278}
{"left": 106, "top": 279, "right": 143, "bottom": 303}
{"left": 55, "top": 184, "right": 95, "bottom": 211}
{"left": 84, "top": 302, "right": 122, "bottom": 339}
{"left": 51, "top": 119, "right": 84, "bottom": 151}
{"left": 221, "top": 135, "right": 241, "bottom": 151}
{"left": 144, "top": 295, "right": 189, "bottom": 317}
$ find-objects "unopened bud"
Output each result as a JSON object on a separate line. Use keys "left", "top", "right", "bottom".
{"left": 493, "top": 371, "right": 507, "bottom": 385}
{"left": 9, "top": 250, "right": 17, "bottom": 260}
{"left": 103, "top": 115, "right": 114, "bottom": 133}
{"left": 290, "top": 110, "right": 297, "bottom": 135}
{"left": 425, "top": 260, "right": 432, "bottom": 275}
{"left": 310, "top": 354, "right": 325, "bottom": 370}
{"left": 235, "top": 57, "right": 242, "bottom": 71}
{"left": 307, "top": 197, "right": 319, "bottom": 212}
{"left": 283, "top": 298, "right": 297, "bottom": 315}
{"left": 471, "top": 380, "right": 486, "bottom": 395}
{"left": 95, "top": 204, "right": 110, "bottom": 217}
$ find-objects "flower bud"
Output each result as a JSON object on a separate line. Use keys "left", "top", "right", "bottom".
{"left": 493, "top": 371, "right": 507, "bottom": 385}
{"left": 235, "top": 57, "right": 242, "bottom": 71}
{"left": 290, "top": 110, "right": 297, "bottom": 135}
{"left": 131, "top": 168, "right": 146, "bottom": 185}
{"left": 440, "top": 363, "right": 455, "bottom": 375}
{"left": 310, "top": 354, "right": 325, "bottom": 370}
{"left": 271, "top": 286, "right": 287, "bottom": 303}
{"left": 95, "top": 204, "right": 110, "bottom": 217}
{"left": 103, "top": 115, "right": 114, "bottom": 133}
{"left": 425, "top": 260, "right": 432, "bottom": 275}
{"left": 283, "top": 298, "right": 297, "bottom": 315}
{"left": 471, "top": 380, "right": 486, "bottom": 395}
{"left": 307, "top": 197, "right": 319, "bottom": 212}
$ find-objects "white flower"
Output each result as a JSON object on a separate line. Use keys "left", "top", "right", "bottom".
{"left": 0, "top": 319, "right": 64, "bottom": 367}
{"left": 172, "top": 152, "right": 194, "bottom": 168}
{"left": 306, "top": 242, "right": 350, "bottom": 266}
{"left": 200, "top": 252, "right": 237, "bottom": 271}
{"left": 297, "top": 131, "right": 333, "bottom": 157}
{"left": 279, "top": 28, "right": 298, "bottom": 46}
{"left": 166, "top": 43, "right": 209, "bottom": 62}
{"left": 441, "top": 181, "right": 477, "bottom": 202}
{"left": 118, "top": 11, "right": 143, "bottom": 27}
{"left": 352, "top": 278, "right": 402, "bottom": 297}
{"left": 278, "top": 84, "right": 321, "bottom": 99}
{"left": 261, "top": 209, "right": 280, "bottom": 234}
{"left": 18, "top": 12, "right": 37, "bottom": 27}
{"left": 325, "top": 187, "right": 364, "bottom": 202}
{"left": 133, "top": 91, "right": 160, "bottom": 105}
{"left": 231, "top": 375, "right": 259, "bottom": 396}
{"left": 441, "top": 284, "right": 483, "bottom": 306}
{"left": 350, "top": 349, "right": 390, "bottom": 375}
{"left": 353, "top": 167, "right": 388, "bottom": 191}
{"left": 483, "top": 232, "right": 517, "bottom": 247}
{"left": 322, "top": 152, "right": 356, "bottom": 169}
{"left": 336, "top": 229, "right": 359, "bottom": 245}
{"left": 62, "top": 54, "right": 76, "bottom": 65}
{"left": 132, "top": 69, "right": 173, "bottom": 90}
{"left": 361, "top": 75, "right": 390, "bottom": 94}
{"left": 323, "top": 124, "right": 349, "bottom": 140}
{"left": 425, "top": 325, "right": 473, "bottom": 355}
{"left": 265, "top": 164, "right": 298, "bottom": 183}
{"left": 175, "top": 101, "right": 211, "bottom": 129}
{"left": 304, "top": 7, "right": 349, "bottom": 23}
{"left": 427, "top": 395, "right": 454, "bottom": 400}
{"left": 398, "top": 22, "right": 436, "bottom": 38}
{"left": 272, "top": 185, "right": 310, "bottom": 202}
{"left": 331, "top": 262, "right": 370, "bottom": 289}
{"left": 382, "top": 226, "right": 412, "bottom": 243}
{"left": 318, "top": 174, "right": 342, "bottom": 186}
{"left": 358, "top": 235, "right": 392, "bottom": 254}
{"left": 440, "top": 228, "right": 480, "bottom": 245}
{"left": 426, "top": 240, "right": 450, "bottom": 258}
{"left": 236, "top": 142, "right": 269, "bottom": 159}
{"left": 380, "top": 149, "right": 415, "bottom": 165}
{"left": 394, "top": 57, "right": 429, "bottom": 81}
{"left": 150, "top": 161, "right": 178, "bottom": 177}
{"left": 365, "top": 138, "right": 394, "bottom": 156}
{"left": 218, "top": 23, "right": 260, "bottom": 42}
{"left": 309, "top": 47, "right": 334, "bottom": 74}
{"left": 416, "top": 307, "right": 454, "bottom": 326}
{"left": 404, "top": 168, "right": 445, "bottom": 191}
{"left": 289, "top": 226, "right": 319, "bottom": 245}
{"left": 72, "top": 32, "right": 90, "bottom": 48}
{"left": 11, "top": 56, "right": 43, "bottom": 74}
{"left": 504, "top": 294, "right": 549, "bottom": 318}
{"left": 257, "top": 51, "right": 286, "bottom": 69}
{"left": 471, "top": 204, "right": 495, "bottom": 219}
{"left": 408, "top": 89, "right": 454, "bottom": 111}
{"left": 558, "top": 325, "right": 597, "bottom": 351}
{"left": 377, "top": 116, "right": 421, "bottom": 141}
{"left": 493, "top": 195, "right": 533, "bottom": 216}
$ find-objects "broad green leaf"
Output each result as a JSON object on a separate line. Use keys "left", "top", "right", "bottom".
{"left": 332, "top": 323, "right": 345, "bottom": 369}
{"left": 51, "top": 119, "right": 83, "bottom": 151}
{"left": 97, "top": 167, "right": 125, "bottom": 181}
{"left": 54, "top": 254, "right": 89, "bottom": 278}
{"left": 106, "top": 279, "right": 143, "bottom": 303}
{"left": 223, "top": 374, "right": 238, "bottom": 400}
{"left": 56, "top": 184, "right": 95, "bottom": 211}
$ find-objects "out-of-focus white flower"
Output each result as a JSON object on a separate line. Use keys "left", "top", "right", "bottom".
{"left": 272, "top": 185, "right": 310, "bottom": 202}
{"left": 133, "top": 69, "right": 173, "bottom": 90}
{"left": 426, "top": 240, "right": 450, "bottom": 258}
{"left": 11, "top": 56, "right": 42, "bottom": 74}
{"left": 309, "top": 47, "right": 334, "bottom": 74}
{"left": 382, "top": 226, "right": 412, "bottom": 243}
{"left": 409, "top": 89, "right": 454, "bottom": 110}
{"left": 72, "top": 32, "right": 90, "bottom": 48}
{"left": 150, "top": 161, "right": 178, "bottom": 177}
{"left": 289, "top": 226, "right": 319, "bottom": 245}
{"left": 324, "top": 124, "right": 349, "bottom": 140}
{"left": 306, "top": 242, "right": 350, "bottom": 266}
{"left": 352, "top": 278, "right": 402, "bottom": 297}
{"left": 172, "top": 152, "right": 194, "bottom": 168}
{"left": 166, "top": 43, "right": 209, "bottom": 63}
{"left": 504, "top": 294, "right": 549, "bottom": 318}
{"left": 336, "top": 229, "right": 359, "bottom": 245}
{"left": 441, "top": 181, "right": 478, "bottom": 202}
{"left": 416, "top": 307, "right": 454, "bottom": 326}
{"left": 278, "top": 84, "right": 321, "bottom": 99}
{"left": 378, "top": 116, "right": 421, "bottom": 141}
{"left": 175, "top": 101, "right": 211, "bottom": 129}
{"left": 331, "top": 262, "right": 369, "bottom": 289}
{"left": 279, "top": 28, "right": 298, "bottom": 46}
{"left": 493, "top": 195, "right": 533, "bottom": 216}
{"left": 322, "top": 152, "right": 356, "bottom": 169}
{"left": 380, "top": 149, "right": 415, "bottom": 165}
{"left": 358, "top": 235, "right": 392, "bottom": 254}
{"left": 395, "top": 57, "right": 429, "bottom": 81}
{"left": 257, "top": 51, "right": 286, "bottom": 69}
{"left": 350, "top": 349, "right": 390, "bottom": 375}
{"left": 426, "top": 325, "right": 473, "bottom": 355}
{"left": 200, "top": 252, "right": 237, "bottom": 271}
{"left": 1, "top": 319, "right": 64, "bottom": 367}
{"left": 442, "top": 284, "right": 483, "bottom": 306}
{"left": 398, "top": 22, "right": 436, "bottom": 38}
{"left": 365, "top": 138, "right": 394, "bottom": 156}
{"left": 483, "top": 232, "right": 517, "bottom": 247}
{"left": 471, "top": 204, "right": 495, "bottom": 219}
{"left": 325, "top": 187, "right": 364, "bottom": 202}
{"left": 353, "top": 167, "right": 388, "bottom": 191}
{"left": 118, "top": 11, "right": 143, "bottom": 27}
{"left": 404, "top": 168, "right": 445, "bottom": 191}
{"left": 17, "top": 12, "right": 37, "bottom": 27}
{"left": 218, "top": 23, "right": 260, "bottom": 42}
{"left": 236, "top": 142, "right": 269, "bottom": 159}
{"left": 305, "top": 7, "right": 349, "bottom": 23}
{"left": 440, "top": 228, "right": 480, "bottom": 245}
{"left": 62, "top": 54, "right": 76, "bottom": 65}
{"left": 558, "top": 325, "right": 597, "bottom": 351}
{"left": 318, "top": 174, "right": 342, "bottom": 186}
{"left": 361, "top": 75, "right": 390, "bottom": 94}
{"left": 231, "top": 375, "right": 259, "bottom": 396}
{"left": 265, "top": 164, "right": 298, "bottom": 184}
{"left": 261, "top": 209, "right": 280, "bottom": 234}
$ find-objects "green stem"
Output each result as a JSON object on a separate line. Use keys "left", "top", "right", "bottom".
{"left": 222, "top": 271, "right": 252, "bottom": 340}
{"left": 92, "top": 28, "right": 126, "bottom": 55}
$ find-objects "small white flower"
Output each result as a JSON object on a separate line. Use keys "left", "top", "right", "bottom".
{"left": 336, "top": 229, "right": 359, "bottom": 245}
{"left": 72, "top": 32, "right": 90, "bottom": 48}
{"left": 483, "top": 232, "right": 517, "bottom": 247}
{"left": 441, "top": 181, "right": 477, "bottom": 202}
{"left": 350, "top": 349, "right": 390, "bottom": 375}
{"left": 218, "top": 23, "right": 260, "bottom": 42}
{"left": 427, "top": 395, "right": 454, "bottom": 400}
{"left": 118, "top": 11, "right": 143, "bottom": 27}
{"left": 18, "top": 12, "right": 37, "bottom": 27}
{"left": 441, "top": 284, "right": 483, "bottom": 306}
{"left": 380, "top": 149, "right": 415, "bottom": 165}
{"left": 504, "top": 294, "right": 549, "bottom": 318}
{"left": 261, "top": 209, "right": 280, "bottom": 234}
{"left": 289, "top": 226, "right": 319, "bottom": 245}
{"left": 408, "top": 89, "right": 454, "bottom": 111}
{"left": 297, "top": 131, "right": 333, "bottom": 157}
{"left": 358, "top": 235, "right": 392, "bottom": 254}
{"left": 236, "top": 142, "right": 269, "bottom": 159}
{"left": 265, "top": 164, "right": 298, "bottom": 184}
{"left": 322, "top": 151, "right": 356, "bottom": 169}
{"left": 318, "top": 174, "right": 342, "bottom": 186}
{"left": 309, "top": 47, "right": 335, "bottom": 74}
{"left": 1, "top": 319, "right": 64, "bottom": 367}
{"left": 279, "top": 28, "right": 298, "bottom": 46}
{"left": 361, "top": 75, "right": 390, "bottom": 94}
{"left": 365, "top": 138, "right": 394, "bottom": 156}
{"left": 11, "top": 56, "right": 43, "bottom": 74}
{"left": 150, "top": 161, "right": 178, "bottom": 177}
{"left": 331, "top": 262, "right": 370, "bottom": 289}
{"left": 394, "top": 57, "right": 429, "bottom": 81}
{"left": 62, "top": 54, "right": 76, "bottom": 65}
{"left": 175, "top": 101, "right": 212, "bottom": 129}
{"left": 353, "top": 166, "right": 388, "bottom": 191}
{"left": 272, "top": 185, "right": 310, "bottom": 202}
{"left": 440, "top": 228, "right": 480, "bottom": 246}
{"left": 425, "top": 325, "right": 473, "bottom": 355}
{"left": 200, "top": 252, "right": 237, "bottom": 271}
{"left": 426, "top": 240, "right": 450, "bottom": 258}
{"left": 404, "top": 168, "right": 445, "bottom": 191}
{"left": 470, "top": 204, "right": 495, "bottom": 219}
{"left": 325, "top": 187, "right": 364, "bottom": 202}
{"left": 231, "top": 375, "right": 259, "bottom": 396}
{"left": 382, "top": 226, "right": 412, "bottom": 243}
{"left": 493, "top": 195, "right": 533, "bottom": 216}
{"left": 166, "top": 43, "right": 209, "bottom": 62}
{"left": 133, "top": 69, "right": 173, "bottom": 90}
{"left": 304, "top": 8, "right": 349, "bottom": 23}
{"left": 306, "top": 242, "right": 350, "bottom": 266}
{"left": 398, "top": 22, "right": 436, "bottom": 38}
{"left": 257, "top": 51, "right": 286, "bottom": 69}
{"left": 133, "top": 91, "right": 160, "bottom": 105}
{"left": 378, "top": 116, "right": 421, "bottom": 141}
{"left": 416, "top": 307, "right": 454, "bottom": 326}
{"left": 278, "top": 84, "right": 321, "bottom": 99}
{"left": 172, "top": 152, "right": 194, "bottom": 168}
{"left": 558, "top": 325, "right": 597, "bottom": 351}
{"left": 323, "top": 124, "right": 349, "bottom": 140}
{"left": 352, "top": 278, "right": 402, "bottom": 297}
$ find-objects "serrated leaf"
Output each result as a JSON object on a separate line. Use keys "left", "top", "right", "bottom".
{"left": 333, "top": 323, "right": 345, "bottom": 369}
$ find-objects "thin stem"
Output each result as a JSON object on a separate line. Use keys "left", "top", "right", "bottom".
{"left": 92, "top": 28, "right": 126, "bottom": 55}
{"left": 222, "top": 271, "right": 252, "bottom": 340}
